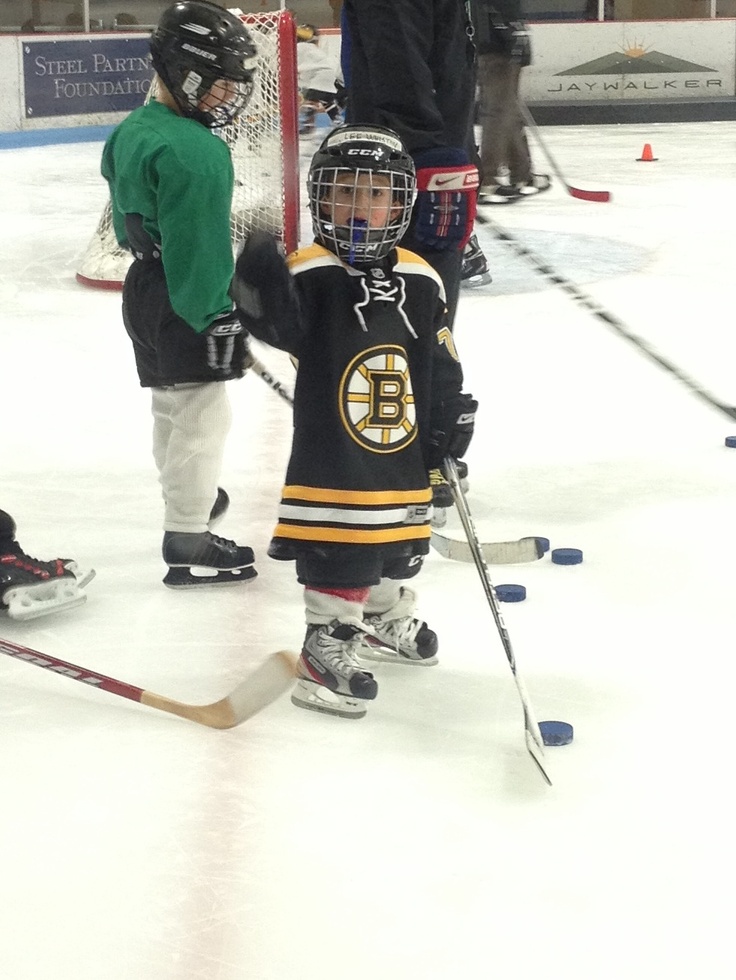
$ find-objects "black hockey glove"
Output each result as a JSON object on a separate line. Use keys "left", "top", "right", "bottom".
{"left": 230, "top": 231, "right": 296, "bottom": 350}
{"left": 428, "top": 393, "right": 478, "bottom": 469}
{"left": 204, "top": 309, "right": 247, "bottom": 375}
{"left": 413, "top": 148, "right": 479, "bottom": 252}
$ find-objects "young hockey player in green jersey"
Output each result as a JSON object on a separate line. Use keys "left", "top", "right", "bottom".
{"left": 101, "top": 1, "right": 258, "bottom": 588}
{"left": 231, "top": 125, "right": 477, "bottom": 719}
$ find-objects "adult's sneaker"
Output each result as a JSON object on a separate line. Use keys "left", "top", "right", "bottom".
{"left": 162, "top": 531, "right": 256, "bottom": 588}
{"left": 514, "top": 173, "right": 551, "bottom": 196}
{"left": 478, "top": 183, "right": 523, "bottom": 205}
{"left": 292, "top": 621, "right": 378, "bottom": 718}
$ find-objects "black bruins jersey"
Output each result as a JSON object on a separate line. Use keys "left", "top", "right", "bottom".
{"left": 244, "top": 243, "right": 466, "bottom": 560}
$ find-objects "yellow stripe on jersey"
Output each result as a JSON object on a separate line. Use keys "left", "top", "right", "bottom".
{"left": 272, "top": 524, "right": 432, "bottom": 545}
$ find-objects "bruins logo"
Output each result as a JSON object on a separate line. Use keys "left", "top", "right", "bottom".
{"left": 339, "top": 345, "right": 417, "bottom": 453}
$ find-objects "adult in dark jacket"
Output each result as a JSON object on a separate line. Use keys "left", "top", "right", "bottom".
{"left": 470, "top": 0, "right": 549, "bottom": 203}
{"left": 342, "top": 0, "right": 479, "bottom": 332}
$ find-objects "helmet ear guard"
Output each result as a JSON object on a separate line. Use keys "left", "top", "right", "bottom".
{"left": 150, "top": 0, "right": 258, "bottom": 128}
{"left": 308, "top": 125, "right": 417, "bottom": 265}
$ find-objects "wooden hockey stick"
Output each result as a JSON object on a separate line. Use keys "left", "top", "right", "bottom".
{"left": 478, "top": 218, "right": 736, "bottom": 422}
{"left": 431, "top": 531, "right": 545, "bottom": 564}
{"left": 0, "top": 637, "right": 297, "bottom": 729}
{"left": 519, "top": 102, "right": 611, "bottom": 203}
{"left": 444, "top": 458, "right": 551, "bottom": 786}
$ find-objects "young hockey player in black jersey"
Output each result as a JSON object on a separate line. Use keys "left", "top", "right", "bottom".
{"left": 341, "top": 0, "right": 482, "bottom": 507}
{"left": 101, "top": 1, "right": 258, "bottom": 588}
{"left": 231, "top": 125, "right": 477, "bottom": 719}
{"left": 0, "top": 509, "right": 94, "bottom": 621}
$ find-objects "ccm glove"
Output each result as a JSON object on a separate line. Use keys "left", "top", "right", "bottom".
{"left": 413, "top": 147, "right": 479, "bottom": 252}
{"left": 204, "top": 309, "right": 247, "bottom": 375}
{"left": 429, "top": 393, "right": 478, "bottom": 468}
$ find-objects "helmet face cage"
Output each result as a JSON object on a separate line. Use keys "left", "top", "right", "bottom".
{"left": 150, "top": 1, "right": 258, "bottom": 128}
{"left": 308, "top": 127, "right": 417, "bottom": 265}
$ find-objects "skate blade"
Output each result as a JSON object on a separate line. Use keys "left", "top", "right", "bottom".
{"left": 163, "top": 565, "right": 258, "bottom": 589}
{"left": 4, "top": 583, "right": 87, "bottom": 621}
{"left": 291, "top": 679, "right": 367, "bottom": 719}
{"left": 461, "top": 272, "right": 492, "bottom": 288}
{"left": 63, "top": 561, "right": 96, "bottom": 589}
{"left": 360, "top": 648, "right": 438, "bottom": 667}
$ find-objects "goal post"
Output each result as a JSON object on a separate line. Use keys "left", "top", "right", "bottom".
{"left": 76, "top": 10, "right": 300, "bottom": 290}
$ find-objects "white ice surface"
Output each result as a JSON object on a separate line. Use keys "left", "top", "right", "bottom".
{"left": 1, "top": 121, "right": 735, "bottom": 979}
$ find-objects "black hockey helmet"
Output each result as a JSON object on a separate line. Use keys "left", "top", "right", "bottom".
{"left": 308, "top": 124, "right": 417, "bottom": 265}
{"left": 150, "top": 0, "right": 258, "bottom": 128}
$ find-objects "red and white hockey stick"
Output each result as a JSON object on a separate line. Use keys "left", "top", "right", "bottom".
{"left": 0, "top": 637, "right": 296, "bottom": 729}
{"left": 520, "top": 102, "right": 611, "bottom": 203}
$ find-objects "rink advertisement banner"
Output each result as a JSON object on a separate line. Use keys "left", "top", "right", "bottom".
{"left": 523, "top": 21, "right": 736, "bottom": 102}
{"left": 22, "top": 37, "right": 153, "bottom": 118}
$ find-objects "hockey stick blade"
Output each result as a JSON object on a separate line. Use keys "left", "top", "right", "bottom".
{"left": 568, "top": 187, "right": 611, "bottom": 203}
{"left": 0, "top": 637, "right": 297, "bottom": 729}
{"left": 431, "top": 532, "right": 545, "bottom": 564}
{"left": 443, "top": 459, "right": 551, "bottom": 786}
{"left": 519, "top": 102, "right": 611, "bottom": 203}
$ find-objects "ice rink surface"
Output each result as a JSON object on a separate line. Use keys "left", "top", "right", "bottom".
{"left": 1, "top": 120, "right": 735, "bottom": 979}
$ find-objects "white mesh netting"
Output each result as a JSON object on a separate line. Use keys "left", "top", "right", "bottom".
{"left": 76, "top": 11, "right": 299, "bottom": 289}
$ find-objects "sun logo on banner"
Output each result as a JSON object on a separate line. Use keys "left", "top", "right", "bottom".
{"left": 339, "top": 345, "right": 417, "bottom": 453}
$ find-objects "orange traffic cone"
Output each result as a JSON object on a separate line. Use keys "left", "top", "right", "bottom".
{"left": 637, "top": 143, "right": 658, "bottom": 162}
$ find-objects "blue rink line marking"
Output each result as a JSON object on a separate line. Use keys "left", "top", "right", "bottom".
{"left": 0, "top": 124, "right": 115, "bottom": 149}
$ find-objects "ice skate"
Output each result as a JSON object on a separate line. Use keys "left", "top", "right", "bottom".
{"left": 461, "top": 234, "right": 492, "bottom": 288}
{"left": 429, "top": 468, "right": 453, "bottom": 509}
{"left": 0, "top": 509, "right": 93, "bottom": 621}
{"left": 455, "top": 459, "right": 469, "bottom": 493}
{"left": 208, "top": 487, "right": 229, "bottom": 529}
{"left": 514, "top": 173, "right": 551, "bottom": 197}
{"left": 362, "top": 587, "right": 438, "bottom": 666}
{"left": 292, "top": 621, "right": 378, "bottom": 719}
{"left": 162, "top": 531, "right": 256, "bottom": 588}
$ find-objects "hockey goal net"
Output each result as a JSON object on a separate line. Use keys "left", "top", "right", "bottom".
{"left": 76, "top": 10, "right": 300, "bottom": 289}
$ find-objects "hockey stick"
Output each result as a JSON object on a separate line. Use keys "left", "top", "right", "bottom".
{"left": 477, "top": 217, "right": 736, "bottom": 422}
{"left": 431, "top": 531, "right": 545, "bottom": 565}
{"left": 444, "top": 458, "right": 551, "bottom": 785}
{"left": 244, "top": 349, "right": 294, "bottom": 406}
{"left": 520, "top": 102, "right": 611, "bottom": 203}
{"left": 0, "top": 637, "right": 297, "bottom": 729}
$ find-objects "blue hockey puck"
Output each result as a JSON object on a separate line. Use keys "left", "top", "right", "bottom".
{"left": 551, "top": 548, "right": 583, "bottom": 565}
{"left": 539, "top": 721, "right": 574, "bottom": 746}
{"left": 495, "top": 583, "right": 526, "bottom": 602}
{"left": 535, "top": 537, "right": 551, "bottom": 554}
{"left": 725, "top": 436, "right": 736, "bottom": 448}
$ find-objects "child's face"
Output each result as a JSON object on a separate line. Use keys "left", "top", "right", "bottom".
{"left": 198, "top": 78, "right": 237, "bottom": 114}
{"left": 321, "top": 172, "right": 400, "bottom": 229}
